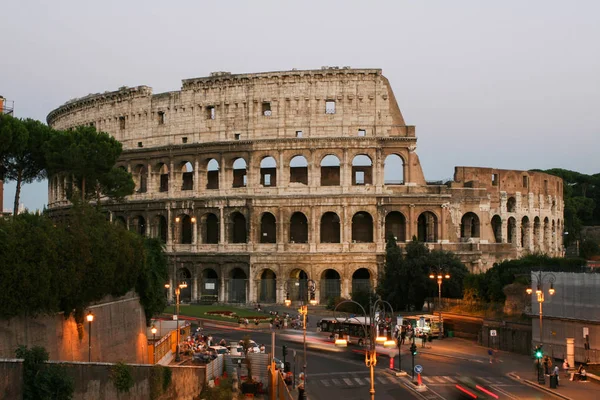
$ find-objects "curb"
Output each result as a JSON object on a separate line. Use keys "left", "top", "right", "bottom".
{"left": 418, "top": 349, "right": 484, "bottom": 364}
{"left": 507, "top": 372, "right": 574, "bottom": 400}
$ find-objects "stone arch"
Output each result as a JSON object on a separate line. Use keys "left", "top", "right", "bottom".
{"left": 385, "top": 211, "right": 406, "bottom": 242}
{"left": 130, "top": 215, "right": 146, "bottom": 236}
{"left": 114, "top": 215, "right": 127, "bottom": 228}
{"left": 507, "top": 197, "right": 516, "bottom": 213}
{"left": 151, "top": 215, "right": 167, "bottom": 243}
{"left": 260, "top": 212, "right": 277, "bottom": 243}
{"left": 200, "top": 268, "right": 219, "bottom": 302}
{"left": 228, "top": 267, "right": 247, "bottom": 303}
{"left": 351, "top": 154, "right": 372, "bottom": 185}
{"left": 287, "top": 268, "right": 308, "bottom": 302}
{"left": 230, "top": 212, "right": 247, "bottom": 243}
{"left": 543, "top": 217, "right": 550, "bottom": 252}
{"left": 352, "top": 268, "right": 372, "bottom": 295}
{"left": 384, "top": 154, "right": 404, "bottom": 185}
{"left": 320, "top": 154, "right": 340, "bottom": 186}
{"left": 178, "top": 160, "right": 194, "bottom": 191}
{"left": 177, "top": 267, "right": 192, "bottom": 303}
{"left": 507, "top": 217, "right": 517, "bottom": 244}
{"left": 417, "top": 211, "right": 438, "bottom": 243}
{"left": 133, "top": 164, "right": 148, "bottom": 193}
{"left": 258, "top": 269, "right": 277, "bottom": 303}
{"left": 290, "top": 212, "right": 308, "bottom": 243}
{"left": 461, "top": 212, "right": 480, "bottom": 239}
{"left": 491, "top": 215, "right": 502, "bottom": 243}
{"left": 232, "top": 158, "right": 247, "bottom": 188}
{"left": 320, "top": 269, "right": 341, "bottom": 303}
{"left": 521, "top": 216, "right": 531, "bottom": 249}
{"left": 175, "top": 214, "right": 193, "bottom": 244}
{"left": 206, "top": 158, "right": 219, "bottom": 189}
{"left": 260, "top": 156, "right": 277, "bottom": 187}
{"left": 290, "top": 155, "right": 308, "bottom": 185}
{"left": 156, "top": 162, "right": 169, "bottom": 192}
{"left": 533, "top": 216, "right": 541, "bottom": 251}
{"left": 201, "top": 212, "right": 219, "bottom": 244}
{"left": 320, "top": 212, "right": 341, "bottom": 243}
{"left": 352, "top": 211, "right": 373, "bottom": 243}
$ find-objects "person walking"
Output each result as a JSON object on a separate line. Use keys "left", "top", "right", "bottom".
{"left": 297, "top": 372, "right": 305, "bottom": 400}
{"left": 400, "top": 329, "right": 406, "bottom": 345}
{"left": 563, "top": 359, "right": 570, "bottom": 378}
{"left": 553, "top": 366, "right": 560, "bottom": 387}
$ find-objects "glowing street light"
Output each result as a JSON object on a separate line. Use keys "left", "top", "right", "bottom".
{"left": 86, "top": 311, "right": 94, "bottom": 362}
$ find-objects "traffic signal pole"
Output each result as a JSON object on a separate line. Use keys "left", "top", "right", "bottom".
{"left": 410, "top": 335, "right": 417, "bottom": 380}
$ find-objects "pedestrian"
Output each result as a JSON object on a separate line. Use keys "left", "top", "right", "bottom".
{"left": 421, "top": 333, "right": 426, "bottom": 348}
{"left": 580, "top": 366, "right": 587, "bottom": 382}
{"left": 297, "top": 372, "right": 305, "bottom": 400}
{"left": 543, "top": 356, "right": 549, "bottom": 375}
{"left": 563, "top": 359, "right": 570, "bottom": 378}
{"left": 400, "top": 329, "right": 406, "bottom": 345}
{"left": 553, "top": 366, "right": 560, "bottom": 386}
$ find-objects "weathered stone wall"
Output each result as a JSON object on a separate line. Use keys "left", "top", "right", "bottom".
{"left": 0, "top": 360, "right": 205, "bottom": 400}
{"left": 0, "top": 291, "right": 149, "bottom": 364}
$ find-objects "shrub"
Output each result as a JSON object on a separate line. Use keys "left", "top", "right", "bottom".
{"left": 110, "top": 362, "right": 134, "bottom": 393}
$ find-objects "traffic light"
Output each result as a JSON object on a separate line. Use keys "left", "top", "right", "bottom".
{"left": 282, "top": 345, "right": 288, "bottom": 358}
{"left": 535, "top": 345, "right": 543, "bottom": 359}
{"left": 410, "top": 343, "right": 417, "bottom": 356}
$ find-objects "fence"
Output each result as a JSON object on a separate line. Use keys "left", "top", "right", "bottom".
{"left": 269, "top": 367, "right": 294, "bottom": 400}
{"left": 206, "top": 354, "right": 224, "bottom": 382}
{"left": 223, "top": 353, "right": 270, "bottom": 389}
{"left": 148, "top": 321, "right": 191, "bottom": 364}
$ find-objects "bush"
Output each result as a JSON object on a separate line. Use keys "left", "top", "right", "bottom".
{"left": 15, "top": 345, "right": 74, "bottom": 400}
{"left": 110, "top": 362, "right": 134, "bottom": 393}
{"left": 200, "top": 377, "right": 233, "bottom": 400}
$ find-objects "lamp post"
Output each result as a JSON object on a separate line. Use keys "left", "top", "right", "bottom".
{"left": 334, "top": 295, "right": 394, "bottom": 400}
{"left": 151, "top": 325, "right": 158, "bottom": 364}
{"left": 165, "top": 279, "right": 188, "bottom": 362}
{"left": 429, "top": 266, "right": 450, "bottom": 339}
{"left": 86, "top": 311, "right": 94, "bottom": 362}
{"left": 526, "top": 271, "right": 556, "bottom": 384}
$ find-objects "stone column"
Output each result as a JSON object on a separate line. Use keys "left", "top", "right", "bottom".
{"left": 342, "top": 278, "right": 350, "bottom": 299}
{"left": 219, "top": 206, "right": 225, "bottom": 245}
{"left": 218, "top": 275, "right": 225, "bottom": 303}
{"left": 440, "top": 204, "right": 447, "bottom": 242}
{"left": 192, "top": 274, "right": 198, "bottom": 303}
{"left": 566, "top": 338, "right": 575, "bottom": 370}
{"left": 194, "top": 158, "right": 200, "bottom": 196}
{"left": 168, "top": 159, "right": 174, "bottom": 197}
{"left": 516, "top": 220, "right": 522, "bottom": 249}
{"left": 408, "top": 204, "right": 415, "bottom": 240}
{"left": 278, "top": 208, "right": 285, "bottom": 251}
{"left": 501, "top": 219, "right": 508, "bottom": 244}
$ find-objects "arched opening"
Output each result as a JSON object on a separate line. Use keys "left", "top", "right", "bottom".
{"left": 352, "top": 211, "right": 373, "bottom": 243}
{"left": 320, "top": 155, "right": 340, "bottom": 186}
{"left": 290, "top": 155, "right": 308, "bottom": 185}
{"left": 151, "top": 215, "right": 167, "bottom": 243}
{"left": 289, "top": 212, "right": 308, "bottom": 243}
{"left": 288, "top": 269, "right": 308, "bottom": 302}
{"left": 351, "top": 155, "right": 372, "bottom": 185}
{"left": 259, "top": 269, "right": 276, "bottom": 303}
{"left": 231, "top": 212, "right": 247, "bottom": 243}
{"left": 507, "top": 217, "right": 517, "bottom": 244}
{"left": 417, "top": 212, "right": 438, "bottom": 243}
{"left": 521, "top": 216, "right": 531, "bottom": 249}
{"left": 202, "top": 213, "right": 219, "bottom": 244}
{"left": 180, "top": 161, "right": 194, "bottom": 191}
{"left": 206, "top": 159, "right": 219, "bottom": 189}
{"left": 260, "top": 156, "right": 277, "bottom": 187}
{"left": 229, "top": 268, "right": 247, "bottom": 303}
{"left": 177, "top": 267, "right": 192, "bottom": 303}
{"left": 552, "top": 219, "right": 556, "bottom": 250}
{"left": 320, "top": 212, "right": 340, "bottom": 243}
{"left": 385, "top": 211, "right": 406, "bottom": 242}
{"left": 130, "top": 215, "right": 146, "bottom": 236}
{"left": 158, "top": 163, "right": 169, "bottom": 192}
{"left": 384, "top": 154, "right": 404, "bottom": 185}
{"left": 260, "top": 212, "right": 277, "bottom": 243}
{"left": 177, "top": 215, "right": 193, "bottom": 244}
{"left": 352, "top": 268, "right": 371, "bottom": 295}
{"left": 543, "top": 217, "right": 550, "bottom": 251}
{"left": 201, "top": 268, "right": 218, "bottom": 303}
{"left": 491, "top": 215, "right": 502, "bottom": 243}
{"left": 461, "top": 212, "right": 480, "bottom": 239}
{"left": 507, "top": 197, "right": 516, "bottom": 213}
{"left": 232, "top": 158, "right": 247, "bottom": 188}
{"left": 320, "top": 269, "right": 341, "bottom": 303}
{"left": 533, "top": 217, "right": 541, "bottom": 251}
{"left": 134, "top": 164, "right": 148, "bottom": 193}
{"left": 114, "top": 216, "right": 126, "bottom": 228}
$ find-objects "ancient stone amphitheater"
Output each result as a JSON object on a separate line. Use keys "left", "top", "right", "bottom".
{"left": 47, "top": 68, "right": 564, "bottom": 304}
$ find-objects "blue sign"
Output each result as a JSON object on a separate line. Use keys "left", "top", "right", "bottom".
{"left": 414, "top": 365, "right": 423, "bottom": 374}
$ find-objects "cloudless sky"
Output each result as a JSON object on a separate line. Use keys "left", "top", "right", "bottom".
{"left": 2, "top": 0, "right": 599, "bottom": 212}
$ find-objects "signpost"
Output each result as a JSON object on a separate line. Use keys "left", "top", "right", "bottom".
{"left": 490, "top": 330, "right": 497, "bottom": 337}
{"left": 414, "top": 365, "right": 423, "bottom": 386}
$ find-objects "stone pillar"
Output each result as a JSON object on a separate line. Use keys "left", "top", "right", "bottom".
{"left": 566, "top": 338, "right": 575, "bottom": 370}
{"left": 342, "top": 278, "right": 350, "bottom": 299}
{"left": 194, "top": 158, "right": 200, "bottom": 196}
{"left": 501, "top": 220, "right": 508, "bottom": 244}
{"left": 342, "top": 205, "right": 349, "bottom": 250}
{"left": 440, "top": 204, "right": 447, "bottom": 242}
{"left": 192, "top": 274, "right": 198, "bottom": 303}
{"left": 218, "top": 276, "right": 225, "bottom": 303}
{"left": 278, "top": 208, "right": 285, "bottom": 251}
{"left": 516, "top": 220, "right": 522, "bottom": 249}
{"left": 168, "top": 159, "right": 174, "bottom": 197}
{"left": 408, "top": 204, "right": 415, "bottom": 240}
{"left": 219, "top": 206, "right": 225, "bottom": 244}
{"left": 192, "top": 217, "right": 198, "bottom": 245}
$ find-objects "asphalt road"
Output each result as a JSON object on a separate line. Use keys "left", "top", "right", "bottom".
{"left": 203, "top": 324, "right": 548, "bottom": 400}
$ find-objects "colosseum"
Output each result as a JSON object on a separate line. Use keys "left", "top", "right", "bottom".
{"left": 46, "top": 67, "right": 564, "bottom": 305}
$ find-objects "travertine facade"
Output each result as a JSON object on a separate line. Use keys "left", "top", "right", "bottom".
{"left": 47, "top": 68, "right": 564, "bottom": 304}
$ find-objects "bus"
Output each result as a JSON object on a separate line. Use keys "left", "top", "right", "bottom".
{"left": 402, "top": 314, "right": 441, "bottom": 337}
{"left": 318, "top": 316, "right": 396, "bottom": 346}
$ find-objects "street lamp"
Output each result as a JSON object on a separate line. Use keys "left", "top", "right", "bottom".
{"left": 165, "top": 279, "right": 188, "bottom": 362}
{"left": 526, "top": 271, "right": 556, "bottom": 384}
{"left": 151, "top": 325, "right": 158, "bottom": 363}
{"left": 86, "top": 311, "right": 94, "bottom": 362}
{"left": 297, "top": 278, "right": 316, "bottom": 397}
{"left": 429, "top": 265, "right": 450, "bottom": 339}
{"left": 334, "top": 295, "right": 394, "bottom": 400}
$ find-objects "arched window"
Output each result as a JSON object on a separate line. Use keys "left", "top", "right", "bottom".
{"left": 521, "top": 216, "right": 531, "bottom": 249}
{"left": 384, "top": 154, "right": 404, "bottom": 185}
{"left": 207, "top": 159, "right": 219, "bottom": 189}
{"left": 351, "top": 155, "right": 372, "bottom": 185}
{"left": 385, "top": 211, "right": 406, "bottom": 242}
{"left": 461, "top": 212, "right": 480, "bottom": 239}
{"left": 417, "top": 211, "right": 438, "bottom": 243}
{"left": 290, "top": 212, "right": 308, "bottom": 243}
{"left": 260, "top": 213, "right": 277, "bottom": 243}
{"left": 203, "top": 213, "right": 219, "bottom": 244}
{"left": 158, "top": 163, "right": 169, "bottom": 192}
{"left": 134, "top": 164, "right": 148, "bottom": 193}
{"left": 177, "top": 215, "right": 193, "bottom": 244}
{"left": 180, "top": 161, "right": 194, "bottom": 191}
{"left": 491, "top": 215, "right": 502, "bottom": 243}
{"left": 507, "top": 217, "right": 516, "bottom": 244}
{"left": 320, "top": 269, "right": 341, "bottom": 303}
{"left": 231, "top": 212, "right": 247, "bottom": 243}
{"left": 352, "top": 268, "right": 371, "bottom": 294}
{"left": 232, "top": 158, "right": 247, "bottom": 188}
{"left": 260, "top": 157, "right": 277, "bottom": 187}
{"left": 320, "top": 155, "right": 340, "bottom": 186}
{"left": 290, "top": 155, "right": 308, "bottom": 185}
{"left": 320, "top": 212, "right": 340, "bottom": 243}
{"left": 352, "top": 212, "right": 373, "bottom": 242}
{"left": 507, "top": 197, "right": 516, "bottom": 213}
{"left": 130, "top": 215, "right": 146, "bottom": 236}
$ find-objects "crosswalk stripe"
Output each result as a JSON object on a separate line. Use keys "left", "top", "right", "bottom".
{"left": 434, "top": 376, "right": 447, "bottom": 383}
{"left": 343, "top": 378, "right": 353, "bottom": 386}
{"left": 421, "top": 376, "right": 433, "bottom": 383}
{"left": 353, "top": 377, "right": 365, "bottom": 385}
{"left": 443, "top": 376, "right": 457, "bottom": 383}
{"left": 321, "top": 380, "right": 331, "bottom": 387}
{"left": 377, "top": 376, "right": 388, "bottom": 384}
{"left": 387, "top": 376, "right": 397, "bottom": 384}
{"left": 332, "top": 379, "right": 341, "bottom": 386}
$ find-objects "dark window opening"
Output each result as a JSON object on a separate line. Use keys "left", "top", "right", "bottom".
{"left": 385, "top": 211, "right": 406, "bottom": 242}
{"left": 207, "top": 106, "right": 216, "bottom": 120}
{"left": 138, "top": 142, "right": 143, "bottom": 148}
{"left": 136, "top": 166, "right": 148, "bottom": 193}
{"left": 262, "top": 102, "right": 271, "bottom": 116}
{"left": 491, "top": 215, "right": 502, "bottom": 243}
{"left": 157, "top": 216, "right": 167, "bottom": 243}
{"left": 492, "top": 173, "right": 499, "bottom": 186}
{"left": 158, "top": 111, "right": 165, "bottom": 125}
{"left": 296, "top": 130, "right": 303, "bottom": 138}
{"left": 260, "top": 213, "right": 277, "bottom": 243}
{"left": 507, "top": 197, "right": 516, "bottom": 213}
{"left": 231, "top": 213, "right": 247, "bottom": 243}
{"left": 260, "top": 157, "right": 277, "bottom": 187}
{"left": 205, "top": 213, "right": 219, "bottom": 244}
{"left": 182, "top": 137, "right": 188, "bottom": 143}
{"left": 325, "top": 100, "right": 336, "bottom": 114}
{"left": 131, "top": 216, "right": 146, "bottom": 236}
{"left": 320, "top": 269, "right": 341, "bottom": 303}
{"left": 207, "top": 159, "right": 219, "bottom": 190}
{"left": 352, "top": 212, "right": 373, "bottom": 243}
{"left": 182, "top": 172, "right": 193, "bottom": 190}
{"left": 234, "top": 133, "right": 241, "bottom": 140}
{"left": 320, "top": 212, "right": 340, "bottom": 243}
{"left": 417, "top": 212, "right": 438, "bottom": 243}
{"left": 460, "top": 212, "right": 480, "bottom": 239}
{"left": 119, "top": 116, "right": 126, "bottom": 130}
{"left": 180, "top": 216, "right": 193, "bottom": 244}
{"left": 290, "top": 212, "right": 308, "bottom": 243}
{"left": 160, "top": 174, "right": 169, "bottom": 192}
{"left": 507, "top": 217, "right": 516, "bottom": 244}
{"left": 523, "top": 176, "right": 529, "bottom": 188}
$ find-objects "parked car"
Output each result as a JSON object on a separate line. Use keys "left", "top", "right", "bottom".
{"left": 192, "top": 351, "right": 214, "bottom": 363}
{"left": 208, "top": 345, "right": 229, "bottom": 356}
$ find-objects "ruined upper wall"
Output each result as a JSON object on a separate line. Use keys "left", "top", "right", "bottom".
{"left": 46, "top": 68, "right": 415, "bottom": 150}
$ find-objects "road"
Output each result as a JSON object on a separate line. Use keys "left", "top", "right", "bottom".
{"left": 202, "top": 323, "right": 549, "bottom": 399}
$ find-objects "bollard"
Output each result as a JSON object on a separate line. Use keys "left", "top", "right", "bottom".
{"left": 417, "top": 373, "right": 422, "bottom": 386}
{"left": 389, "top": 356, "right": 394, "bottom": 369}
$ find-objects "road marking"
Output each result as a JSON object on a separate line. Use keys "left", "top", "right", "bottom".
{"left": 343, "top": 378, "right": 353, "bottom": 386}
{"left": 491, "top": 385, "right": 519, "bottom": 399}
{"left": 331, "top": 378, "right": 341, "bottom": 385}
{"left": 353, "top": 377, "right": 365, "bottom": 385}
{"left": 434, "top": 376, "right": 447, "bottom": 383}
{"left": 443, "top": 376, "right": 457, "bottom": 383}
{"left": 387, "top": 376, "right": 397, "bottom": 384}
{"left": 421, "top": 376, "right": 433, "bottom": 383}
{"left": 321, "top": 380, "right": 330, "bottom": 387}
{"left": 376, "top": 376, "right": 388, "bottom": 384}
{"left": 310, "top": 370, "right": 369, "bottom": 377}
{"left": 478, "top": 377, "right": 493, "bottom": 384}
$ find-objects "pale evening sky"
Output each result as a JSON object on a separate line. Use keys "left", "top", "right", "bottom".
{"left": 2, "top": 0, "right": 599, "bottom": 212}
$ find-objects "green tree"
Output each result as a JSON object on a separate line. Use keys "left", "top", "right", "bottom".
{"left": 15, "top": 345, "right": 74, "bottom": 400}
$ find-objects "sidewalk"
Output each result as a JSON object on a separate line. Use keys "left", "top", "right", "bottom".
{"left": 418, "top": 337, "right": 600, "bottom": 400}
